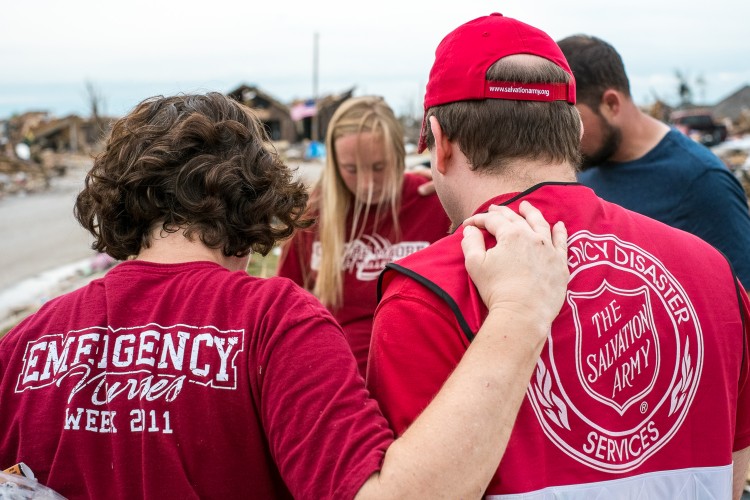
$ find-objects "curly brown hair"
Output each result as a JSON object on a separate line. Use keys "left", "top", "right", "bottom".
{"left": 75, "top": 92, "right": 311, "bottom": 261}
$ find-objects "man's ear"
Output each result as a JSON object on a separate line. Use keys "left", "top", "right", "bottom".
{"left": 599, "top": 89, "right": 622, "bottom": 120}
{"left": 429, "top": 116, "right": 451, "bottom": 175}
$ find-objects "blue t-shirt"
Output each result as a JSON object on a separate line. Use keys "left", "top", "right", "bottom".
{"left": 578, "top": 129, "right": 750, "bottom": 287}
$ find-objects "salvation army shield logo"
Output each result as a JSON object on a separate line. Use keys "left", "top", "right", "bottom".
{"left": 569, "top": 282, "right": 659, "bottom": 415}
{"left": 527, "top": 231, "right": 703, "bottom": 473}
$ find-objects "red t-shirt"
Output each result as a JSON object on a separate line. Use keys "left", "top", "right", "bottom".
{"left": 368, "top": 183, "right": 750, "bottom": 497}
{"left": 277, "top": 173, "right": 450, "bottom": 375}
{"left": 0, "top": 260, "right": 393, "bottom": 499}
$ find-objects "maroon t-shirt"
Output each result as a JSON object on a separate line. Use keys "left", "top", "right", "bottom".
{"left": 0, "top": 260, "right": 393, "bottom": 499}
{"left": 278, "top": 173, "right": 450, "bottom": 375}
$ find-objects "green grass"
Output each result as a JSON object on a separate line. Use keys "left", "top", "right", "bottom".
{"left": 246, "top": 248, "right": 281, "bottom": 278}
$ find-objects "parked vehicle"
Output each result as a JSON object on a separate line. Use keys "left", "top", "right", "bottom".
{"left": 670, "top": 108, "right": 728, "bottom": 147}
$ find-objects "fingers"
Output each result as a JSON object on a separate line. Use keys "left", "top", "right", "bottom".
{"left": 418, "top": 180, "right": 436, "bottom": 196}
{"left": 463, "top": 206, "right": 517, "bottom": 233}
{"left": 460, "top": 200, "right": 571, "bottom": 323}
{"left": 464, "top": 201, "right": 566, "bottom": 252}
{"left": 461, "top": 225, "right": 486, "bottom": 276}
{"left": 551, "top": 221, "right": 569, "bottom": 254}
{"left": 517, "top": 200, "right": 551, "bottom": 237}
{"left": 410, "top": 167, "right": 436, "bottom": 196}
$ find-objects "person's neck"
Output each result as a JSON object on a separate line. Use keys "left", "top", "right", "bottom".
{"left": 611, "top": 104, "right": 670, "bottom": 163}
{"left": 458, "top": 160, "right": 577, "bottom": 222}
{"left": 136, "top": 226, "right": 249, "bottom": 272}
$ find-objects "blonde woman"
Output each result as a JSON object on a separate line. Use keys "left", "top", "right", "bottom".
{"left": 278, "top": 96, "right": 450, "bottom": 376}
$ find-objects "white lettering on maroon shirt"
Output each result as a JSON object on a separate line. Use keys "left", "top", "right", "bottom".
{"left": 16, "top": 323, "right": 244, "bottom": 403}
{"left": 16, "top": 324, "right": 244, "bottom": 435}
{"left": 528, "top": 231, "right": 703, "bottom": 473}
{"left": 311, "top": 236, "right": 429, "bottom": 281}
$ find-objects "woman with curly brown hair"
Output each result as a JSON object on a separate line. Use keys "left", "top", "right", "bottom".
{"left": 277, "top": 96, "right": 451, "bottom": 376}
{"left": 0, "top": 92, "right": 571, "bottom": 499}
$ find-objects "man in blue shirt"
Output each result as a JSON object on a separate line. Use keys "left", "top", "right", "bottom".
{"left": 558, "top": 35, "right": 750, "bottom": 288}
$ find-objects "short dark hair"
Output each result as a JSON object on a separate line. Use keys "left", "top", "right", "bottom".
{"left": 557, "top": 35, "right": 631, "bottom": 108}
{"left": 424, "top": 56, "right": 581, "bottom": 171}
{"left": 75, "top": 92, "right": 311, "bottom": 260}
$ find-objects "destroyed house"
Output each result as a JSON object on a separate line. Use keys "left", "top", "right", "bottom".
{"left": 227, "top": 85, "right": 296, "bottom": 143}
{"left": 295, "top": 87, "right": 355, "bottom": 143}
{"left": 713, "top": 85, "right": 750, "bottom": 125}
{"left": 31, "top": 115, "right": 108, "bottom": 153}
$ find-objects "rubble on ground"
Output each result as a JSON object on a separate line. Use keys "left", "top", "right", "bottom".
{"left": 711, "top": 136, "right": 750, "bottom": 197}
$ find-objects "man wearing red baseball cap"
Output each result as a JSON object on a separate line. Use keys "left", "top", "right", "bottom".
{"left": 367, "top": 13, "right": 750, "bottom": 498}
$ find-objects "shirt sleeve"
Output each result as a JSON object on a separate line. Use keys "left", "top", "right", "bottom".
{"left": 260, "top": 293, "right": 393, "bottom": 500}
{"left": 680, "top": 168, "right": 750, "bottom": 288}
{"left": 734, "top": 282, "right": 750, "bottom": 451}
{"left": 366, "top": 273, "right": 469, "bottom": 436}
{"left": 276, "top": 230, "right": 313, "bottom": 288}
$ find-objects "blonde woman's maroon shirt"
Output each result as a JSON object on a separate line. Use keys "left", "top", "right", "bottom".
{"left": 368, "top": 183, "right": 750, "bottom": 497}
{"left": 278, "top": 173, "right": 450, "bottom": 376}
{"left": 0, "top": 260, "right": 393, "bottom": 500}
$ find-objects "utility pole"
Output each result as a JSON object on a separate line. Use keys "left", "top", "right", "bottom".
{"left": 312, "top": 32, "right": 320, "bottom": 142}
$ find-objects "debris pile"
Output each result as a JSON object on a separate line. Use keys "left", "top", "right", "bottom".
{"left": 711, "top": 136, "right": 750, "bottom": 197}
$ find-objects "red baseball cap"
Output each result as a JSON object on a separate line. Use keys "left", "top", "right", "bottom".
{"left": 417, "top": 13, "right": 576, "bottom": 153}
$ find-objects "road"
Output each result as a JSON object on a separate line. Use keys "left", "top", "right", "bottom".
{"left": 0, "top": 157, "right": 324, "bottom": 328}
{"left": 0, "top": 165, "right": 96, "bottom": 293}
{"left": 0, "top": 158, "right": 325, "bottom": 294}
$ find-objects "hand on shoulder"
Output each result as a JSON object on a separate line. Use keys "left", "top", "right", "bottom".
{"left": 461, "top": 200, "right": 569, "bottom": 328}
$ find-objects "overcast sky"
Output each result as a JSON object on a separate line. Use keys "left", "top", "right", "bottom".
{"left": 1, "top": 0, "right": 748, "bottom": 119}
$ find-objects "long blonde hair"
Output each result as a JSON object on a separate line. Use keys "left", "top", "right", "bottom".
{"left": 314, "top": 96, "right": 405, "bottom": 309}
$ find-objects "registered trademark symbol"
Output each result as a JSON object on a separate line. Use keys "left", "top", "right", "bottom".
{"left": 640, "top": 402, "right": 648, "bottom": 413}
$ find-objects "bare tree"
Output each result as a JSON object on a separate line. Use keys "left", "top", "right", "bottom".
{"left": 84, "top": 80, "right": 108, "bottom": 140}
{"left": 696, "top": 74, "right": 707, "bottom": 104}
{"left": 675, "top": 70, "right": 693, "bottom": 107}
